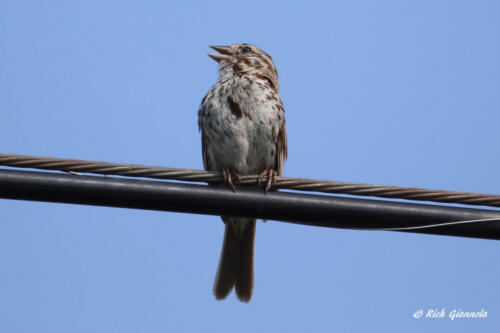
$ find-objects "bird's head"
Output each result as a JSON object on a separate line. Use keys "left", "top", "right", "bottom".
{"left": 208, "top": 43, "right": 279, "bottom": 92}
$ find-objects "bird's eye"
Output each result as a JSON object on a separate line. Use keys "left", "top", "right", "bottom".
{"left": 241, "top": 46, "right": 251, "bottom": 53}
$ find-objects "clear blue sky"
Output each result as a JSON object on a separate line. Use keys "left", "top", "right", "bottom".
{"left": 1, "top": 1, "right": 499, "bottom": 332}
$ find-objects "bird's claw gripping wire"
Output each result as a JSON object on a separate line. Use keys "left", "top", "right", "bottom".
{"left": 258, "top": 169, "right": 277, "bottom": 193}
{"left": 221, "top": 168, "right": 240, "bottom": 192}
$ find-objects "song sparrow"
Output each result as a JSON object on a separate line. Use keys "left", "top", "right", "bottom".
{"left": 198, "top": 43, "right": 287, "bottom": 302}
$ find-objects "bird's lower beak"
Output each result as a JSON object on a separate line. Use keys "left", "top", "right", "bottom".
{"left": 208, "top": 45, "right": 231, "bottom": 63}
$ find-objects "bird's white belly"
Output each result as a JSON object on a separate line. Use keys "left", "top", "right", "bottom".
{"left": 205, "top": 96, "right": 277, "bottom": 174}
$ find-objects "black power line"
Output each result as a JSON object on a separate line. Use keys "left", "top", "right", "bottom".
{"left": 1, "top": 153, "right": 500, "bottom": 208}
{"left": 0, "top": 168, "right": 499, "bottom": 240}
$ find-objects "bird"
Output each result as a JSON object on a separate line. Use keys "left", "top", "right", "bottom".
{"left": 198, "top": 43, "right": 287, "bottom": 302}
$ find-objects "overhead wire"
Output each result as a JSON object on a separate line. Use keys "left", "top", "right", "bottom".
{"left": 1, "top": 153, "right": 499, "bottom": 208}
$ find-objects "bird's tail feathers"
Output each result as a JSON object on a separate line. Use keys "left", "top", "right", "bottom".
{"left": 213, "top": 217, "right": 256, "bottom": 302}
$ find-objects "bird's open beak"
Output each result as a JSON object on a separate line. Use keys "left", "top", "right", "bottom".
{"left": 208, "top": 45, "right": 231, "bottom": 63}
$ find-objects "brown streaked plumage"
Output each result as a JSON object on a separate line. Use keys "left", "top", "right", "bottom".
{"left": 198, "top": 43, "right": 287, "bottom": 302}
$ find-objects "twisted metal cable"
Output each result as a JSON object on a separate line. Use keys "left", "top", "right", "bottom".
{"left": 1, "top": 153, "right": 499, "bottom": 208}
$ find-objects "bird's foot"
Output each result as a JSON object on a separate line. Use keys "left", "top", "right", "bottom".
{"left": 222, "top": 168, "right": 241, "bottom": 192}
{"left": 258, "top": 169, "right": 277, "bottom": 193}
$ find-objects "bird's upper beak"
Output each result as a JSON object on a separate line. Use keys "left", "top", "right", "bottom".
{"left": 208, "top": 45, "right": 232, "bottom": 63}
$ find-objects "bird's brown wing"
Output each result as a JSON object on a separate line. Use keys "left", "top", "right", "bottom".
{"left": 201, "top": 131, "right": 211, "bottom": 171}
{"left": 198, "top": 96, "right": 212, "bottom": 171}
{"left": 275, "top": 102, "right": 287, "bottom": 176}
